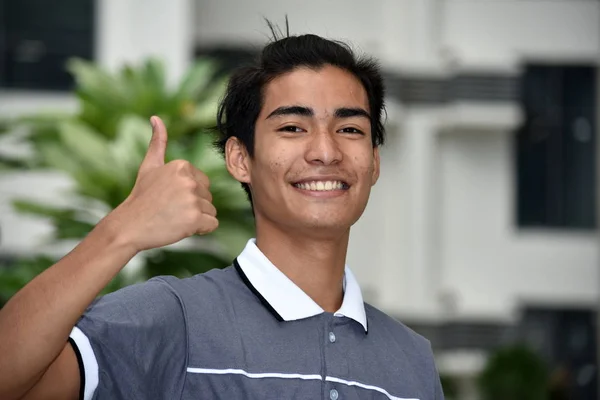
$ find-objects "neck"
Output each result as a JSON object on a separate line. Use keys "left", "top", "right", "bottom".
{"left": 255, "top": 220, "right": 349, "bottom": 313}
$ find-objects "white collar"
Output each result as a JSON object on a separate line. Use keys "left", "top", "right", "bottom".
{"left": 235, "top": 239, "right": 368, "bottom": 333}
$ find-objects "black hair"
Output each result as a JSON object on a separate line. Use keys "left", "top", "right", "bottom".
{"left": 215, "top": 20, "right": 386, "bottom": 204}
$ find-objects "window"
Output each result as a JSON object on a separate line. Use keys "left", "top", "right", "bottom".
{"left": 0, "top": 0, "right": 95, "bottom": 91}
{"left": 518, "top": 307, "right": 597, "bottom": 400}
{"left": 516, "top": 65, "right": 597, "bottom": 229}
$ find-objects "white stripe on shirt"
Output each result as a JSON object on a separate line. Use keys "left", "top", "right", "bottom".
{"left": 186, "top": 367, "right": 419, "bottom": 400}
{"left": 69, "top": 326, "right": 99, "bottom": 400}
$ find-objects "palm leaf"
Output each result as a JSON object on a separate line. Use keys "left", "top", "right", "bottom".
{"left": 12, "top": 200, "right": 98, "bottom": 240}
{"left": 5, "top": 56, "right": 254, "bottom": 296}
{"left": 173, "top": 59, "right": 220, "bottom": 102}
{"left": 0, "top": 154, "right": 31, "bottom": 169}
{"left": 111, "top": 115, "right": 153, "bottom": 175}
{"left": 143, "top": 249, "right": 232, "bottom": 279}
{"left": 57, "top": 121, "right": 115, "bottom": 172}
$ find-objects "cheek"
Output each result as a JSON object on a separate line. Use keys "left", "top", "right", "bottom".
{"left": 353, "top": 154, "right": 374, "bottom": 177}
{"left": 263, "top": 145, "right": 298, "bottom": 176}
{"left": 252, "top": 148, "right": 291, "bottom": 185}
{"left": 269, "top": 157, "right": 285, "bottom": 174}
{"left": 267, "top": 155, "right": 289, "bottom": 182}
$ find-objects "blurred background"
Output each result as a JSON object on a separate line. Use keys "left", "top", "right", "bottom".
{"left": 0, "top": 0, "right": 598, "bottom": 399}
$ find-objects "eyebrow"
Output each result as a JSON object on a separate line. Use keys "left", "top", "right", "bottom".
{"left": 266, "top": 105, "right": 371, "bottom": 121}
{"left": 334, "top": 107, "right": 371, "bottom": 121}
{"left": 266, "top": 106, "right": 313, "bottom": 119}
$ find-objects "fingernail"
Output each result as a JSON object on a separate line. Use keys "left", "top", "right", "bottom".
{"left": 150, "top": 116, "right": 157, "bottom": 129}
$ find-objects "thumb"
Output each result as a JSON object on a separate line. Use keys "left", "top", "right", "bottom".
{"left": 139, "top": 116, "right": 168, "bottom": 174}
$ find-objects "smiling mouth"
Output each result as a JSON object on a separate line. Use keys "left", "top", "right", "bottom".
{"left": 292, "top": 180, "right": 350, "bottom": 192}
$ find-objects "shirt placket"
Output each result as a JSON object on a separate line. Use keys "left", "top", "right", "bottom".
{"left": 324, "top": 314, "right": 347, "bottom": 400}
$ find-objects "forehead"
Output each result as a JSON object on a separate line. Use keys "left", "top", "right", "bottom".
{"left": 260, "top": 65, "right": 369, "bottom": 115}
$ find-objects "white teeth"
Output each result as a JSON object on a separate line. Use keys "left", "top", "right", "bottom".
{"left": 295, "top": 181, "right": 345, "bottom": 191}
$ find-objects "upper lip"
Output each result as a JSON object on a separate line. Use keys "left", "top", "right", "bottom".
{"left": 291, "top": 175, "right": 351, "bottom": 186}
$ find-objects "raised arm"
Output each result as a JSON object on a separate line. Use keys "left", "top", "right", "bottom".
{"left": 0, "top": 117, "right": 218, "bottom": 399}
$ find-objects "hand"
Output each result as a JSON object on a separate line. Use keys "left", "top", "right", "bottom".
{"left": 110, "top": 116, "right": 218, "bottom": 252}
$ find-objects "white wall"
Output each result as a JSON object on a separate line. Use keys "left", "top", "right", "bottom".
{"left": 97, "top": 0, "right": 193, "bottom": 86}
{"left": 0, "top": 93, "right": 77, "bottom": 255}
{"left": 0, "top": 171, "right": 75, "bottom": 255}
{"left": 438, "top": 130, "right": 598, "bottom": 320}
{"left": 194, "top": 0, "right": 383, "bottom": 51}
{"left": 442, "top": 0, "right": 600, "bottom": 69}
{"left": 349, "top": 105, "right": 598, "bottom": 323}
{"left": 194, "top": 0, "right": 446, "bottom": 72}
{"left": 194, "top": 0, "right": 600, "bottom": 72}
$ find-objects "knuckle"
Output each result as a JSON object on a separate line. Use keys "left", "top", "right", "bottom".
{"left": 189, "top": 207, "right": 203, "bottom": 222}
{"left": 200, "top": 187, "right": 213, "bottom": 202}
{"left": 199, "top": 198, "right": 215, "bottom": 216}
{"left": 207, "top": 203, "right": 217, "bottom": 217}
{"left": 196, "top": 171, "right": 210, "bottom": 187}
{"left": 198, "top": 217, "right": 219, "bottom": 234}
{"left": 181, "top": 177, "right": 198, "bottom": 191}
{"left": 170, "top": 159, "right": 190, "bottom": 171}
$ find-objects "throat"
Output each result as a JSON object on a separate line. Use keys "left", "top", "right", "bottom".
{"left": 255, "top": 231, "right": 349, "bottom": 312}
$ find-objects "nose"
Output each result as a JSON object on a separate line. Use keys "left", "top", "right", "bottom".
{"left": 305, "top": 128, "right": 343, "bottom": 165}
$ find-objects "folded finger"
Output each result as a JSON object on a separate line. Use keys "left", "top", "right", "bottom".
{"left": 191, "top": 168, "right": 210, "bottom": 189}
{"left": 199, "top": 198, "right": 217, "bottom": 217}
{"left": 196, "top": 214, "right": 219, "bottom": 235}
{"left": 195, "top": 182, "right": 213, "bottom": 203}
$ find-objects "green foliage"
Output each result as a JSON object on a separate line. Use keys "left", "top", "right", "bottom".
{"left": 439, "top": 374, "right": 459, "bottom": 400}
{"left": 1, "top": 57, "right": 253, "bottom": 303}
{"left": 65, "top": 57, "right": 227, "bottom": 141}
{"left": 0, "top": 256, "right": 128, "bottom": 306}
{"left": 478, "top": 344, "right": 549, "bottom": 400}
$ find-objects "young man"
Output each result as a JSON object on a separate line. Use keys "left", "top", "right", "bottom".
{"left": 0, "top": 33, "right": 444, "bottom": 399}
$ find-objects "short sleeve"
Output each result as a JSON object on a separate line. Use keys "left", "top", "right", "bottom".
{"left": 69, "top": 277, "right": 188, "bottom": 400}
{"left": 429, "top": 344, "right": 445, "bottom": 400}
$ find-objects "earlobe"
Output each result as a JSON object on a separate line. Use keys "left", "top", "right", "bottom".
{"left": 225, "top": 137, "right": 251, "bottom": 184}
{"left": 371, "top": 147, "right": 381, "bottom": 186}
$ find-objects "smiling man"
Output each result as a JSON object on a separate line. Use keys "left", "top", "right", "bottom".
{"left": 0, "top": 32, "right": 444, "bottom": 400}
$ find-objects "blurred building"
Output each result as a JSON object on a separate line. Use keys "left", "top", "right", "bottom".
{"left": 0, "top": 0, "right": 599, "bottom": 398}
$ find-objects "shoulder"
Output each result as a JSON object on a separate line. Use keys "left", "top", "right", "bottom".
{"left": 149, "top": 266, "right": 242, "bottom": 307}
{"left": 364, "top": 302, "right": 434, "bottom": 358}
{"left": 84, "top": 267, "right": 237, "bottom": 321}
{"left": 364, "top": 303, "right": 444, "bottom": 398}
{"left": 153, "top": 265, "right": 239, "bottom": 295}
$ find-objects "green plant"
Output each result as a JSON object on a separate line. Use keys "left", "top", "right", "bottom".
{"left": 0, "top": 57, "right": 254, "bottom": 302}
{"left": 439, "top": 374, "right": 459, "bottom": 400}
{"left": 478, "top": 344, "right": 549, "bottom": 400}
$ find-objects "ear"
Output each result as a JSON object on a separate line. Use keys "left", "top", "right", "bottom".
{"left": 225, "top": 137, "right": 252, "bottom": 184}
{"left": 371, "top": 147, "right": 380, "bottom": 186}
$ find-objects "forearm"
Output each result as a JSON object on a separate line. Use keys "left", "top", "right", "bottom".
{"left": 0, "top": 212, "right": 138, "bottom": 398}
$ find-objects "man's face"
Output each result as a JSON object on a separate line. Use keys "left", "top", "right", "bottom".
{"left": 231, "top": 65, "right": 380, "bottom": 235}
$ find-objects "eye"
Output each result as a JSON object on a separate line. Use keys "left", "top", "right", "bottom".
{"left": 338, "top": 127, "right": 364, "bottom": 135}
{"left": 278, "top": 125, "right": 305, "bottom": 133}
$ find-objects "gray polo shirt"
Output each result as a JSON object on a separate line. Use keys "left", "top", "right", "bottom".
{"left": 69, "top": 239, "right": 444, "bottom": 400}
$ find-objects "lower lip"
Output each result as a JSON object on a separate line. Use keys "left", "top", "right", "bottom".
{"left": 291, "top": 185, "right": 349, "bottom": 198}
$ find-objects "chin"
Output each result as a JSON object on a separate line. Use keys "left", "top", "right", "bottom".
{"left": 295, "top": 211, "right": 358, "bottom": 232}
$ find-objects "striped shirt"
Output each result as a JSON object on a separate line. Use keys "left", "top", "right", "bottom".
{"left": 69, "top": 239, "right": 444, "bottom": 399}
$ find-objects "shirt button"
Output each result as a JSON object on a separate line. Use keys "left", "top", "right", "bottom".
{"left": 330, "top": 388, "right": 339, "bottom": 400}
{"left": 329, "top": 331, "right": 336, "bottom": 343}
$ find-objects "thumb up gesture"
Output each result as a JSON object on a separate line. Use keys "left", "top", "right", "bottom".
{"left": 112, "top": 116, "right": 219, "bottom": 252}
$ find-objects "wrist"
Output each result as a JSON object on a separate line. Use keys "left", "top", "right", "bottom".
{"left": 94, "top": 205, "right": 140, "bottom": 257}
